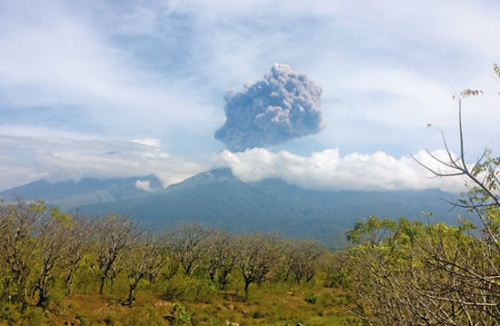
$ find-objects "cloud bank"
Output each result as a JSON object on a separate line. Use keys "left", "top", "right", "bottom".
{"left": 214, "top": 148, "right": 467, "bottom": 193}
{"left": 214, "top": 64, "right": 323, "bottom": 152}
{"left": 0, "top": 130, "right": 209, "bottom": 191}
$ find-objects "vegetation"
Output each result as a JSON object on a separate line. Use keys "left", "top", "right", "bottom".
{"left": 1, "top": 67, "right": 499, "bottom": 325}
{"left": 341, "top": 86, "right": 500, "bottom": 325}
{"left": 0, "top": 200, "right": 353, "bottom": 325}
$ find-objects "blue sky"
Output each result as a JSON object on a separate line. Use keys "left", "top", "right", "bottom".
{"left": 1, "top": 0, "right": 500, "bottom": 192}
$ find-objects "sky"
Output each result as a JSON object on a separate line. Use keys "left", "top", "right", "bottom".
{"left": 1, "top": 0, "right": 500, "bottom": 192}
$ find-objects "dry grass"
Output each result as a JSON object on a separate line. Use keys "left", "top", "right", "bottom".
{"left": 32, "top": 279, "right": 353, "bottom": 326}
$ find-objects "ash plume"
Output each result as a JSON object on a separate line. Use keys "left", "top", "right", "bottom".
{"left": 214, "top": 64, "right": 323, "bottom": 152}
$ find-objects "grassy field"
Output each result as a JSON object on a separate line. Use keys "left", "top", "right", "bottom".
{"left": 0, "top": 271, "right": 354, "bottom": 326}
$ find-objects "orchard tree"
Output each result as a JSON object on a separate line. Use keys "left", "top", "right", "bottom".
{"left": 284, "top": 239, "right": 324, "bottom": 284}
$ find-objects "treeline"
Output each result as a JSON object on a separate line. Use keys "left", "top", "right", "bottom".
{"left": 0, "top": 198, "right": 327, "bottom": 311}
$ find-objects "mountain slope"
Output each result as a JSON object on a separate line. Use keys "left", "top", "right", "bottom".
{"left": 74, "top": 169, "right": 466, "bottom": 246}
{"left": 0, "top": 169, "right": 466, "bottom": 246}
{"left": 0, "top": 175, "right": 162, "bottom": 210}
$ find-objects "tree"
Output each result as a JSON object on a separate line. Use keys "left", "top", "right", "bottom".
{"left": 61, "top": 213, "right": 94, "bottom": 295}
{"left": 95, "top": 215, "right": 138, "bottom": 295}
{"left": 235, "top": 232, "right": 282, "bottom": 298}
{"left": 33, "top": 208, "right": 72, "bottom": 307}
{"left": 409, "top": 90, "right": 500, "bottom": 324}
{"left": 0, "top": 199, "right": 44, "bottom": 304}
{"left": 201, "top": 229, "right": 236, "bottom": 289}
{"left": 166, "top": 223, "right": 213, "bottom": 277}
{"left": 284, "top": 239, "right": 324, "bottom": 284}
{"left": 123, "top": 232, "right": 165, "bottom": 306}
{"left": 343, "top": 81, "right": 500, "bottom": 325}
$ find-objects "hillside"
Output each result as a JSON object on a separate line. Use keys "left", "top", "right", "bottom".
{"left": 0, "top": 168, "right": 466, "bottom": 246}
{"left": 0, "top": 175, "right": 162, "bottom": 210}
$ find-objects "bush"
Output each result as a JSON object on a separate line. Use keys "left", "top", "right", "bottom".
{"left": 162, "top": 274, "right": 218, "bottom": 303}
{"left": 305, "top": 292, "right": 318, "bottom": 304}
{"left": 0, "top": 303, "right": 22, "bottom": 325}
{"left": 25, "top": 307, "right": 48, "bottom": 326}
{"left": 76, "top": 313, "right": 93, "bottom": 326}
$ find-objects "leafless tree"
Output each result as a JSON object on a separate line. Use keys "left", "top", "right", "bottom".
{"left": 62, "top": 213, "right": 94, "bottom": 295}
{"left": 235, "top": 232, "right": 283, "bottom": 298}
{"left": 95, "top": 214, "right": 138, "bottom": 295}
{"left": 33, "top": 208, "right": 72, "bottom": 307}
{"left": 123, "top": 232, "right": 165, "bottom": 306}
{"left": 166, "top": 223, "right": 213, "bottom": 276}
{"left": 201, "top": 229, "right": 236, "bottom": 289}
{"left": 284, "top": 239, "right": 324, "bottom": 284}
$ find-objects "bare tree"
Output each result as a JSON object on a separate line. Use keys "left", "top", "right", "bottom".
{"left": 95, "top": 214, "right": 138, "bottom": 295}
{"left": 33, "top": 208, "right": 72, "bottom": 307}
{"left": 284, "top": 239, "right": 324, "bottom": 284}
{"left": 166, "top": 223, "right": 213, "bottom": 276}
{"left": 62, "top": 213, "right": 94, "bottom": 295}
{"left": 201, "top": 229, "right": 236, "bottom": 289}
{"left": 123, "top": 232, "right": 165, "bottom": 306}
{"left": 235, "top": 232, "right": 282, "bottom": 298}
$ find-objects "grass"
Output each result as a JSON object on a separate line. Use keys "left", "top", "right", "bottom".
{"left": 13, "top": 275, "right": 354, "bottom": 326}
{"left": 0, "top": 265, "right": 356, "bottom": 326}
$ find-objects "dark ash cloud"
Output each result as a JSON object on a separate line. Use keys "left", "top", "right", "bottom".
{"left": 214, "top": 64, "right": 323, "bottom": 152}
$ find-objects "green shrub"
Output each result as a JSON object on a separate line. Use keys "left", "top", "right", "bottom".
{"left": 0, "top": 303, "right": 22, "bottom": 325}
{"left": 172, "top": 303, "right": 191, "bottom": 325}
{"left": 162, "top": 275, "right": 218, "bottom": 303}
{"left": 25, "top": 307, "right": 48, "bottom": 326}
{"left": 76, "top": 313, "right": 93, "bottom": 326}
{"left": 305, "top": 292, "right": 318, "bottom": 304}
{"left": 124, "top": 306, "right": 165, "bottom": 326}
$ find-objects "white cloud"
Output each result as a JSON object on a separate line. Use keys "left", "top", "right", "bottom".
{"left": 1, "top": 0, "right": 499, "bottom": 194}
{"left": 135, "top": 180, "right": 152, "bottom": 192}
{"left": 132, "top": 138, "right": 162, "bottom": 148}
{"left": 214, "top": 148, "right": 468, "bottom": 193}
{"left": 0, "top": 133, "right": 210, "bottom": 191}
{"left": 0, "top": 0, "right": 221, "bottom": 140}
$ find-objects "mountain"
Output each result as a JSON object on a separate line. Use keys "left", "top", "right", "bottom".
{"left": 0, "top": 169, "right": 466, "bottom": 247}
{"left": 0, "top": 175, "right": 162, "bottom": 210}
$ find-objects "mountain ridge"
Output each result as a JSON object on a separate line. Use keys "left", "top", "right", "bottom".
{"left": 0, "top": 174, "right": 163, "bottom": 210}
{"left": 0, "top": 169, "right": 466, "bottom": 246}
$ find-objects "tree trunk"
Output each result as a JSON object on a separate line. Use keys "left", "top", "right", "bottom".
{"left": 37, "top": 274, "right": 49, "bottom": 307}
{"left": 99, "top": 276, "right": 106, "bottom": 295}
{"left": 65, "top": 272, "right": 74, "bottom": 295}
{"left": 244, "top": 280, "right": 250, "bottom": 299}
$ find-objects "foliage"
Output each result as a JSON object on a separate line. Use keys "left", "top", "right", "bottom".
{"left": 4, "top": 73, "right": 500, "bottom": 323}
{"left": 0, "top": 199, "right": 353, "bottom": 324}
{"left": 171, "top": 303, "right": 191, "bottom": 325}
{"left": 342, "top": 76, "right": 500, "bottom": 325}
